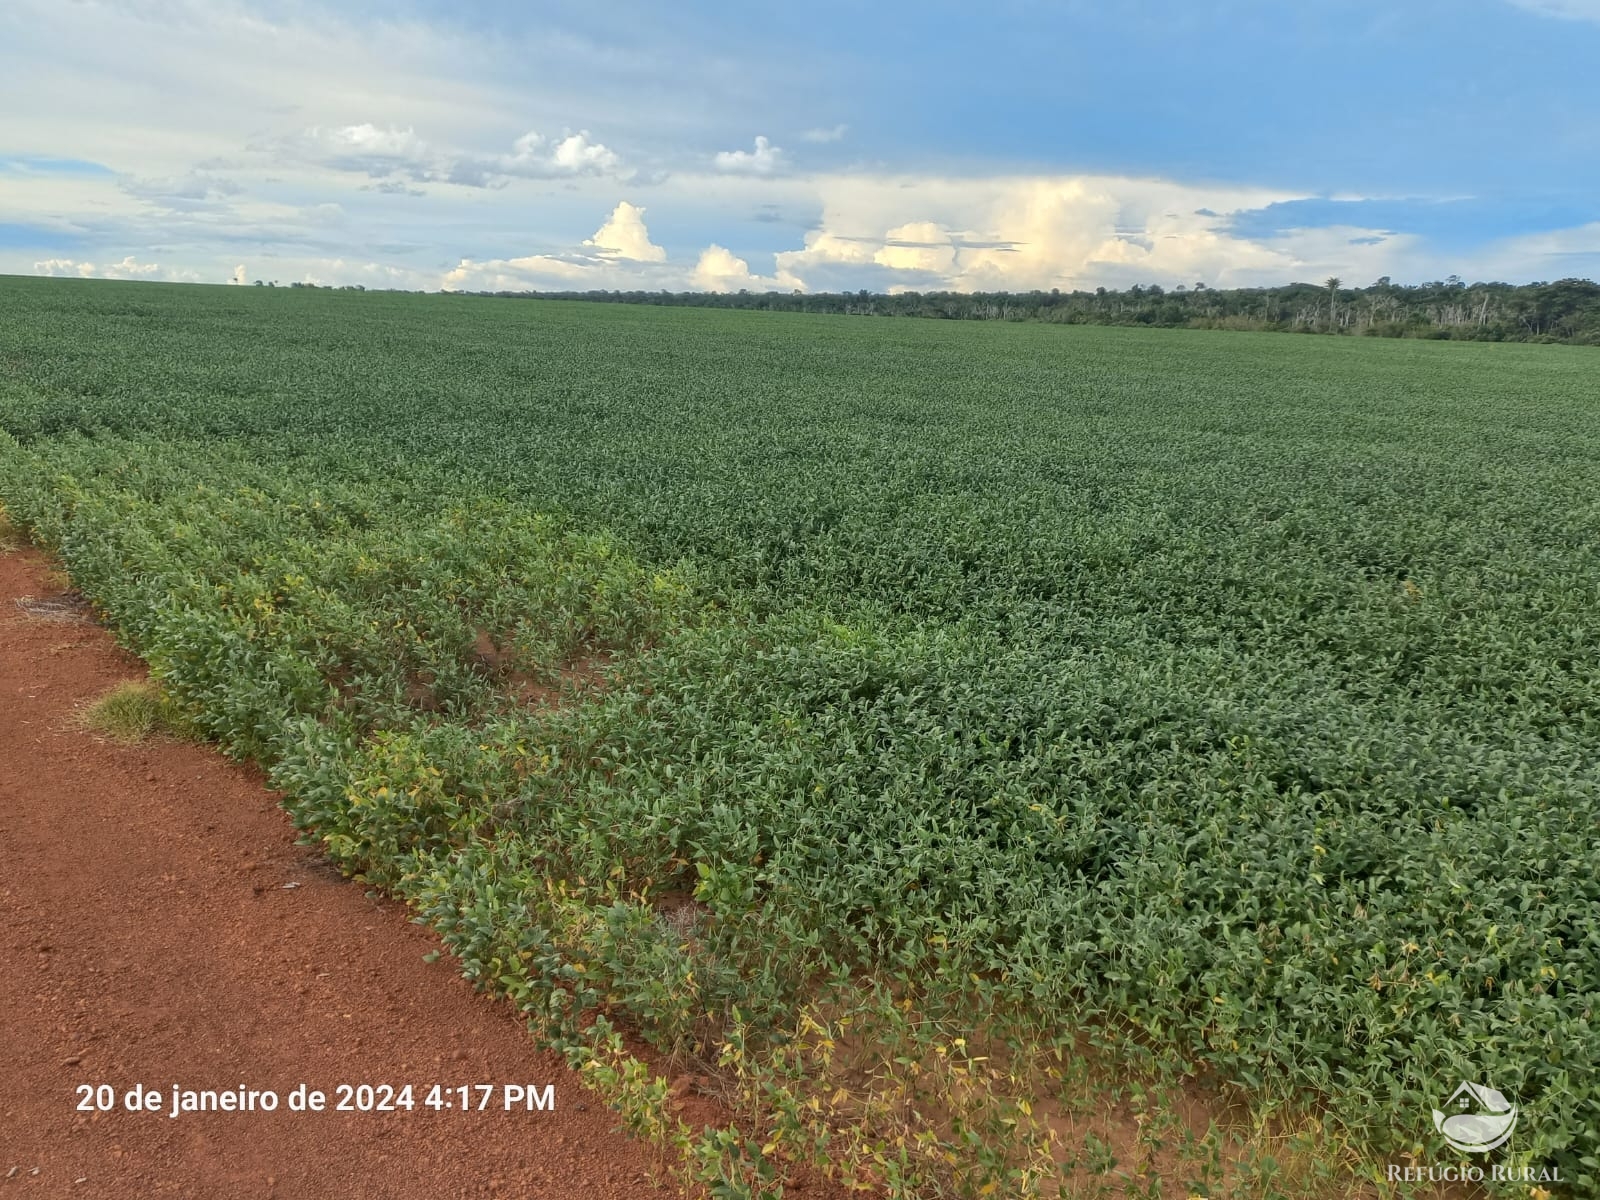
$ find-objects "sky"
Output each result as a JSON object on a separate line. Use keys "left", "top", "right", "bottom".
{"left": 2, "top": 0, "right": 1598, "bottom": 294}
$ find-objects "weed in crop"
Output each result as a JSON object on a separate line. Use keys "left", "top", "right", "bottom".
{"left": 80, "top": 681, "right": 192, "bottom": 744}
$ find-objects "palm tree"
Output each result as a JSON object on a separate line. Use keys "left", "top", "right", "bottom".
{"left": 1325, "top": 277, "right": 1341, "bottom": 329}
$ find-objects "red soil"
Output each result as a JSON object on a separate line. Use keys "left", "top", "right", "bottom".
{"left": 0, "top": 546, "right": 668, "bottom": 1199}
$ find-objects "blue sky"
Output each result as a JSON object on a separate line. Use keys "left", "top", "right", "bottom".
{"left": 2, "top": 0, "right": 1597, "bottom": 291}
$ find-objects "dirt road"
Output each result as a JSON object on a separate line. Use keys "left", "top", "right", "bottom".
{"left": 0, "top": 544, "right": 667, "bottom": 1199}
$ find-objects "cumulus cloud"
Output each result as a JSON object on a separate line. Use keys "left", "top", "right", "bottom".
{"left": 873, "top": 221, "right": 960, "bottom": 274}
{"left": 714, "top": 135, "right": 784, "bottom": 175}
{"left": 230, "top": 264, "right": 248, "bottom": 285}
{"left": 770, "top": 174, "right": 1340, "bottom": 293}
{"left": 583, "top": 200, "right": 666, "bottom": 261}
{"left": 34, "top": 258, "right": 98, "bottom": 278}
{"left": 440, "top": 171, "right": 1419, "bottom": 299}
{"left": 323, "top": 123, "right": 430, "bottom": 162}
{"left": 444, "top": 200, "right": 672, "bottom": 290}
{"left": 441, "top": 252, "right": 598, "bottom": 292}
{"left": 9, "top": 0, "right": 1587, "bottom": 296}
{"left": 103, "top": 255, "right": 162, "bottom": 279}
{"left": 691, "top": 244, "right": 802, "bottom": 292}
{"left": 505, "top": 130, "right": 623, "bottom": 178}
{"left": 34, "top": 256, "right": 173, "bottom": 280}
{"left": 440, "top": 200, "right": 806, "bottom": 294}
{"left": 278, "top": 124, "right": 630, "bottom": 189}
{"left": 15, "top": 149, "right": 1563, "bottom": 299}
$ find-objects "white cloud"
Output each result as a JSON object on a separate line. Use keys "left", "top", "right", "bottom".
{"left": 34, "top": 255, "right": 178, "bottom": 281}
{"left": 440, "top": 202, "right": 809, "bottom": 294}
{"left": 0, "top": 0, "right": 511, "bottom": 180}
{"left": 442, "top": 252, "right": 604, "bottom": 292}
{"left": 874, "top": 221, "right": 959, "bottom": 274}
{"left": 714, "top": 135, "right": 784, "bottom": 175}
{"left": 230, "top": 264, "right": 248, "bottom": 285}
{"left": 35, "top": 258, "right": 98, "bottom": 278}
{"left": 21, "top": 157, "right": 1570, "bottom": 297}
{"left": 691, "top": 244, "right": 802, "bottom": 292}
{"left": 749, "top": 173, "right": 1483, "bottom": 293}
{"left": 1507, "top": 0, "right": 1600, "bottom": 20}
{"left": 505, "top": 130, "right": 624, "bottom": 178}
{"left": 773, "top": 173, "right": 1315, "bottom": 292}
{"left": 443, "top": 200, "right": 674, "bottom": 290}
{"left": 324, "top": 123, "right": 431, "bottom": 160}
{"left": 282, "top": 124, "right": 630, "bottom": 188}
{"left": 583, "top": 201, "right": 666, "bottom": 262}
{"left": 10, "top": 0, "right": 1587, "bottom": 299}
{"left": 103, "top": 255, "right": 161, "bottom": 279}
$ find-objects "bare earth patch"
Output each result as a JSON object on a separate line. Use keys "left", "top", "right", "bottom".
{"left": 14, "top": 593, "right": 92, "bottom": 622}
{"left": 0, "top": 544, "right": 671, "bottom": 1199}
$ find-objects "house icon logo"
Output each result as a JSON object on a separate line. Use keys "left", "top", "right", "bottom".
{"left": 1432, "top": 1081, "right": 1518, "bottom": 1154}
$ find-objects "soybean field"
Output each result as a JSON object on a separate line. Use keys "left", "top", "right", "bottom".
{"left": 1, "top": 275, "right": 1596, "bottom": 1197}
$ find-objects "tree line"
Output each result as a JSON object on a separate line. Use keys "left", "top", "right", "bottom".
{"left": 467, "top": 275, "right": 1600, "bottom": 345}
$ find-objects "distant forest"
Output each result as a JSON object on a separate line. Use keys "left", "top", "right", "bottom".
{"left": 470, "top": 276, "right": 1600, "bottom": 345}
